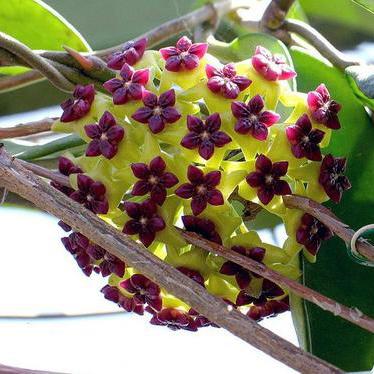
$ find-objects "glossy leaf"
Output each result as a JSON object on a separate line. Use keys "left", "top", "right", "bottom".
{"left": 346, "top": 64, "right": 374, "bottom": 110}
{"left": 1, "top": 139, "right": 34, "bottom": 156}
{"left": 15, "top": 134, "right": 85, "bottom": 160}
{"left": 287, "top": 0, "right": 309, "bottom": 21}
{"left": 0, "top": 0, "right": 91, "bottom": 75}
{"left": 290, "top": 46, "right": 374, "bottom": 372}
{"left": 352, "top": 0, "right": 374, "bottom": 13}
{"left": 300, "top": 0, "right": 374, "bottom": 36}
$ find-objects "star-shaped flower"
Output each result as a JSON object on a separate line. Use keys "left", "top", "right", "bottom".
{"left": 51, "top": 156, "right": 82, "bottom": 196}
{"left": 251, "top": 45, "right": 296, "bottom": 81}
{"left": 246, "top": 154, "right": 291, "bottom": 205}
{"left": 181, "top": 215, "right": 222, "bottom": 244}
{"left": 103, "top": 63, "right": 149, "bottom": 105}
{"left": 120, "top": 274, "right": 162, "bottom": 311}
{"left": 188, "top": 309, "right": 218, "bottom": 328}
{"left": 175, "top": 166, "right": 224, "bottom": 215}
{"left": 319, "top": 154, "right": 351, "bottom": 203}
{"left": 130, "top": 156, "right": 179, "bottom": 205}
{"left": 247, "top": 297, "right": 289, "bottom": 321}
{"left": 205, "top": 63, "right": 251, "bottom": 99}
{"left": 86, "top": 244, "right": 126, "bottom": 277}
{"left": 122, "top": 199, "right": 166, "bottom": 247}
{"left": 231, "top": 95, "right": 280, "bottom": 141}
{"left": 286, "top": 114, "right": 325, "bottom": 161}
{"left": 181, "top": 113, "right": 231, "bottom": 160}
{"left": 84, "top": 111, "right": 125, "bottom": 159}
{"left": 177, "top": 267, "right": 205, "bottom": 286}
{"left": 236, "top": 279, "right": 284, "bottom": 307}
{"left": 132, "top": 89, "right": 181, "bottom": 133}
{"left": 101, "top": 285, "right": 144, "bottom": 315}
{"left": 61, "top": 232, "right": 93, "bottom": 276}
{"left": 107, "top": 37, "right": 147, "bottom": 69}
{"left": 60, "top": 84, "right": 95, "bottom": 122}
{"left": 307, "top": 84, "right": 341, "bottom": 129}
{"left": 160, "top": 36, "right": 208, "bottom": 72}
{"left": 150, "top": 308, "right": 197, "bottom": 331}
{"left": 220, "top": 246, "right": 265, "bottom": 289}
{"left": 296, "top": 213, "right": 333, "bottom": 255}
{"left": 70, "top": 174, "right": 109, "bottom": 214}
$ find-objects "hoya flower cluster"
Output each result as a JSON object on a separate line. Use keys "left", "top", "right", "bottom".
{"left": 52, "top": 37, "right": 350, "bottom": 330}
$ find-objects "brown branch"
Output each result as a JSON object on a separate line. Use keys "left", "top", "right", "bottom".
{"left": 0, "top": 363, "right": 64, "bottom": 374}
{"left": 14, "top": 160, "right": 374, "bottom": 334}
{"left": 0, "top": 32, "right": 74, "bottom": 92}
{"left": 45, "top": 59, "right": 111, "bottom": 92}
{"left": 284, "top": 19, "right": 360, "bottom": 70}
{"left": 0, "top": 187, "right": 7, "bottom": 204}
{"left": 95, "top": 0, "right": 248, "bottom": 58}
{"left": 0, "top": 147, "right": 343, "bottom": 374}
{"left": 261, "top": 0, "right": 295, "bottom": 30}
{"left": 0, "top": 118, "right": 54, "bottom": 139}
{"left": 0, "top": 70, "right": 44, "bottom": 93}
{"left": 259, "top": 0, "right": 294, "bottom": 43}
{"left": 283, "top": 195, "right": 374, "bottom": 262}
{"left": 17, "top": 159, "right": 70, "bottom": 188}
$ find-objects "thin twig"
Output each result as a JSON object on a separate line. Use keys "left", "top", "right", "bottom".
{"left": 0, "top": 0, "right": 244, "bottom": 93}
{"left": 259, "top": 0, "right": 295, "bottom": 44}
{"left": 178, "top": 229, "right": 374, "bottom": 333}
{"left": 95, "top": 0, "right": 249, "bottom": 58}
{"left": 0, "top": 32, "right": 74, "bottom": 92}
{"left": 0, "top": 70, "right": 44, "bottom": 93}
{"left": 261, "top": 0, "right": 294, "bottom": 30}
{"left": 0, "top": 311, "right": 125, "bottom": 320}
{"left": 45, "top": 59, "right": 110, "bottom": 92}
{"left": 0, "top": 187, "right": 7, "bottom": 204}
{"left": 17, "top": 159, "right": 70, "bottom": 188}
{"left": 0, "top": 147, "right": 342, "bottom": 374}
{"left": 284, "top": 19, "right": 360, "bottom": 70}
{"left": 0, "top": 118, "right": 54, "bottom": 139}
{"left": 0, "top": 363, "right": 64, "bottom": 374}
{"left": 15, "top": 160, "right": 374, "bottom": 334}
{"left": 283, "top": 195, "right": 374, "bottom": 262}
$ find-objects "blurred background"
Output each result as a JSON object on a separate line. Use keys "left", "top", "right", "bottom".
{"left": 0, "top": 1, "right": 373, "bottom": 373}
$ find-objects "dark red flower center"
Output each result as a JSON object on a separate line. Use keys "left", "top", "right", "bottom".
{"left": 175, "top": 165, "right": 224, "bottom": 215}
{"left": 122, "top": 199, "right": 166, "bottom": 247}
{"left": 231, "top": 95, "right": 280, "bottom": 141}
{"left": 246, "top": 154, "right": 291, "bottom": 205}
{"left": 130, "top": 156, "right": 179, "bottom": 205}
{"left": 181, "top": 113, "right": 231, "bottom": 160}
{"left": 319, "top": 154, "right": 351, "bottom": 203}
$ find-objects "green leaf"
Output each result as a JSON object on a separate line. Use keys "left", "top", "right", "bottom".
{"left": 352, "top": 0, "right": 374, "bottom": 13}
{"left": 7, "top": 134, "right": 85, "bottom": 161}
{"left": 1, "top": 139, "right": 34, "bottom": 156}
{"left": 346, "top": 65, "right": 374, "bottom": 110}
{"left": 208, "top": 33, "right": 296, "bottom": 90}
{"left": 290, "top": 47, "right": 374, "bottom": 371}
{"left": 0, "top": 0, "right": 91, "bottom": 75}
{"left": 287, "top": 0, "right": 309, "bottom": 22}
{"left": 300, "top": 0, "right": 374, "bottom": 36}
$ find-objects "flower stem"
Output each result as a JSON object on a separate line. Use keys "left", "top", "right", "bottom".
{"left": 15, "top": 134, "right": 85, "bottom": 161}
